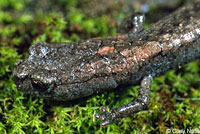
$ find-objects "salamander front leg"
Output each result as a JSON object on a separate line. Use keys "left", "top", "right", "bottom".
{"left": 95, "top": 75, "right": 153, "bottom": 126}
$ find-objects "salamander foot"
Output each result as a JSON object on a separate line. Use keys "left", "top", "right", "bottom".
{"left": 95, "top": 75, "right": 153, "bottom": 126}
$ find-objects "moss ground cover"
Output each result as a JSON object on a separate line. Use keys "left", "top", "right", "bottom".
{"left": 0, "top": 0, "right": 199, "bottom": 133}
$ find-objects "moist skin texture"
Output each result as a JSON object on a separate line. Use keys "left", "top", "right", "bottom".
{"left": 13, "top": 1, "right": 200, "bottom": 126}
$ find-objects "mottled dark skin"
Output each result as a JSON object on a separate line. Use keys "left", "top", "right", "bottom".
{"left": 13, "top": 1, "right": 200, "bottom": 126}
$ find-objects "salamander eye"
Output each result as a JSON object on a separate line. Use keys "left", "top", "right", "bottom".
{"left": 31, "top": 80, "right": 47, "bottom": 91}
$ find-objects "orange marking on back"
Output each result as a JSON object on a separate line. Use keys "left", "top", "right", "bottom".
{"left": 98, "top": 46, "right": 115, "bottom": 55}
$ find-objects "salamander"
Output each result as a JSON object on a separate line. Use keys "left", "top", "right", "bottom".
{"left": 13, "top": 1, "right": 200, "bottom": 126}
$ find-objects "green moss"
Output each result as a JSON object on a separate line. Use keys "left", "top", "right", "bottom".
{"left": 0, "top": 0, "right": 200, "bottom": 133}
